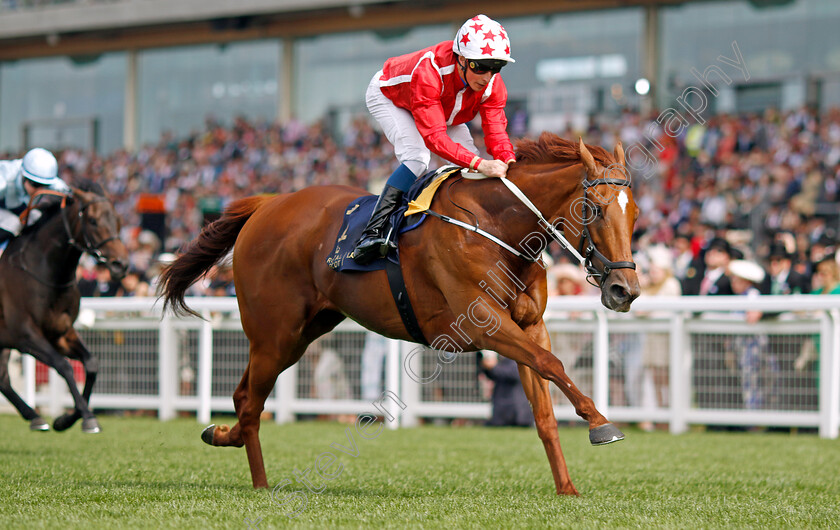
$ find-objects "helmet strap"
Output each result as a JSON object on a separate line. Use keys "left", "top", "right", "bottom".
{"left": 457, "top": 56, "right": 469, "bottom": 87}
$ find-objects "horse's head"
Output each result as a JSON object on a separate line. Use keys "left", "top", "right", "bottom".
{"left": 69, "top": 182, "right": 129, "bottom": 280}
{"left": 573, "top": 139, "right": 640, "bottom": 312}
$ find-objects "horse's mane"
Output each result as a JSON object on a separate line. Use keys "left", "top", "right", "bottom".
{"left": 515, "top": 132, "right": 615, "bottom": 167}
{"left": 73, "top": 178, "right": 106, "bottom": 196}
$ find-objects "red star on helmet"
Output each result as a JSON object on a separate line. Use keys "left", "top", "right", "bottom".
{"left": 481, "top": 43, "right": 494, "bottom": 56}
{"left": 483, "top": 30, "right": 497, "bottom": 41}
{"left": 504, "top": 45, "right": 511, "bottom": 56}
{"left": 499, "top": 28, "right": 507, "bottom": 39}
{"left": 460, "top": 33, "right": 470, "bottom": 46}
{"left": 470, "top": 22, "right": 483, "bottom": 33}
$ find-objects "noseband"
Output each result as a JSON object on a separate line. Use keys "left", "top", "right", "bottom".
{"left": 579, "top": 178, "right": 637, "bottom": 287}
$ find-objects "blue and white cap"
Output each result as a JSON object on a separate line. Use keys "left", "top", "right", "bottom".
{"left": 21, "top": 148, "right": 58, "bottom": 185}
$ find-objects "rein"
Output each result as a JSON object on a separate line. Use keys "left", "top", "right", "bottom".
{"left": 13, "top": 189, "right": 116, "bottom": 288}
{"left": 427, "top": 170, "right": 636, "bottom": 287}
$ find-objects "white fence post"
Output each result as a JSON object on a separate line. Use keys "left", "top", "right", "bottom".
{"left": 275, "top": 363, "right": 296, "bottom": 424}
{"left": 669, "top": 313, "right": 688, "bottom": 434}
{"left": 593, "top": 310, "right": 609, "bottom": 414}
{"left": 48, "top": 366, "right": 64, "bottom": 418}
{"left": 385, "top": 339, "right": 402, "bottom": 429}
{"left": 158, "top": 311, "right": 177, "bottom": 420}
{"left": 197, "top": 309, "right": 213, "bottom": 424}
{"left": 23, "top": 352, "right": 36, "bottom": 410}
{"left": 820, "top": 309, "right": 840, "bottom": 439}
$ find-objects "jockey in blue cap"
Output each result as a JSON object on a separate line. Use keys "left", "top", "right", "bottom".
{"left": 0, "top": 148, "right": 71, "bottom": 244}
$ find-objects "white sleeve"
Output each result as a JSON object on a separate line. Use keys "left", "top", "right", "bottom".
{"left": 0, "top": 162, "right": 12, "bottom": 201}
{"left": 49, "top": 178, "right": 71, "bottom": 193}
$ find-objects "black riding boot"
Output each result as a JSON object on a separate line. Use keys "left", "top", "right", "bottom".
{"left": 352, "top": 185, "right": 404, "bottom": 265}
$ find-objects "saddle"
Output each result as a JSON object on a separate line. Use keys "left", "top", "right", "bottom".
{"left": 326, "top": 166, "right": 461, "bottom": 273}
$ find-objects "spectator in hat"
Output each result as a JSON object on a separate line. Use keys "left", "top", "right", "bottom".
{"left": 727, "top": 259, "right": 773, "bottom": 412}
{"left": 683, "top": 236, "right": 734, "bottom": 296}
{"left": 766, "top": 240, "right": 810, "bottom": 295}
{"left": 809, "top": 234, "right": 836, "bottom": 266}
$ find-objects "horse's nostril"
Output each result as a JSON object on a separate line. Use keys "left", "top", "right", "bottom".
{"left": 610, "top": 284, "right": 629, "bottom": 301}
{"left": 111, "top": 260, "right": 128, "bottom": 275}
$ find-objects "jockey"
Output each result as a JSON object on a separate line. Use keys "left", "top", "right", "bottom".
{"left": 353, "top": 14, "right": 517, "bottom": 264}
{"left": 0, "top": 147, "right": 70, "bottom": 244}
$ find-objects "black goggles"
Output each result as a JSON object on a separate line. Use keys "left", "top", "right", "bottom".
{"left": 467, "top": 59, "right": 506, "bottom": 75}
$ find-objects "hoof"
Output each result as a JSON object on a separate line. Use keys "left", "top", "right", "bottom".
{"left": 30, "top": 417, "right": 50, "bottom": 431}
{"left": 201, "top": 424, "right": 216, "bottom": 446}
{"left": 589, "top": 423, "right": 625, "bottom": 445}
{"left": 53, "top": 413, "right": 80, "bottom": 432}
{"left": 81, "top": 417, "right": 101, "bottom": 434}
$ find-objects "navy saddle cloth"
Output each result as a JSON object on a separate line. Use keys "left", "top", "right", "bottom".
{"left": 327, "top": 167, "right": 453, "bottom": 272}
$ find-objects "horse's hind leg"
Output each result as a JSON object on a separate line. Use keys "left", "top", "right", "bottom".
{"left": 0, "top": 349, "right": 49, "bottom": 431}
{"left": 203, "top": 311, "right": 346, "bottom": 488}
{"left": 204, "top": 340, "right": 305, "bottom": 488}
{"left": 53, "top": 330, "right": 100, "bottom": 433}
{"left": 204, "top": 364, "right": 251, "bottom": 448}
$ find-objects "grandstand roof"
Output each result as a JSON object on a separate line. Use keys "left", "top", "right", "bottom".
{"left": 0, "top": 0, "right": 717, "bottom": 60}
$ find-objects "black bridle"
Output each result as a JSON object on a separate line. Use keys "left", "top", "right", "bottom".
{"left": 61, "top": 195, "right": 120, "bottom": 264}
{"left": 14, "top": 190, "right": 118, "bottom": 288}
{"left": 578, "top": 177, "right": 637, "bottom": 288}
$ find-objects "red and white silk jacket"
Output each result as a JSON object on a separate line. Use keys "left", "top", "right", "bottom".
{"left": 377, "top": 40, "right": 516, "bottom": 168}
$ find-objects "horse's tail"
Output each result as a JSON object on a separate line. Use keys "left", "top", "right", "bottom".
{"left": 158, "top": 195, "right": 272, "bottom": 318}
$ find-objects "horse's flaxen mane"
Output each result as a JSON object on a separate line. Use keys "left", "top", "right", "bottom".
{"left": 515, "top": 132, "right": 614, "bottom": 167}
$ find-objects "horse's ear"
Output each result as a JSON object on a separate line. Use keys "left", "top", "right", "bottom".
{"left": 614, "top": 141, "right": 626, "bottom": 168}
{"left": 579, "top": 137, "right": 597, "bottom": 175}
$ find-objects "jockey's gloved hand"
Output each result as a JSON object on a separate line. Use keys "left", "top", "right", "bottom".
{"left": 477, "top": 159, "right": 509, "bottom": 178}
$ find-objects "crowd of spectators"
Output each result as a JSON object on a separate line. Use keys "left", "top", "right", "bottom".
{"left": 13, "top": 104, "right": 840, "bottom": 298}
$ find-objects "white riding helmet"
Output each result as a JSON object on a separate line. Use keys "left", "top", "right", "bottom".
{"left": 453, "top": 14, "right": 514, "bottom": 65}
{"left": 21, "top": 148, "right": 59, "bottom": 186}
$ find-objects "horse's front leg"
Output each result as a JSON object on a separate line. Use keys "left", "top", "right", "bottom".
{"left": 517, "top": 321, "right": 578, "bottom": 496}
{"left": 472, "top": 312, "right": 623, "bottom": 444}
{"left": 20, "top": 328, "right": 100, "bottom": 433}
{"left": 53, "top": 329, "right": 100, "bottom": 433}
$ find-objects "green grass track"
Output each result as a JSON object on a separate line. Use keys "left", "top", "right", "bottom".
{"left": 1, "top": 415, "right": 838, "bottom": 528}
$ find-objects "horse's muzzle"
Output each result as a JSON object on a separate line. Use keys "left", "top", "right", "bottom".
{"left": 601, "top": 273, "right": 640, "bottom": 312}
{"left": 107, "top": 259, "right": 128, "bottom": 281}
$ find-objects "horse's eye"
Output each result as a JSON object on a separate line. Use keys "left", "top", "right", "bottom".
{"left": 89, "top": 218, "right": 98, "bottom": 227}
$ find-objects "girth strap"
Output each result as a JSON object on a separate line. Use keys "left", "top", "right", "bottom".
{"left": 385, "top": 257, "right": 428, "bottom": 345}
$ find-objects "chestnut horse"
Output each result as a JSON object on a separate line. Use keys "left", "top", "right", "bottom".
{"left": 0, "top": 182, "right": 128, "bottom": 433}
{"left": 159, "top": 134, "right": 640, "bottom": 495}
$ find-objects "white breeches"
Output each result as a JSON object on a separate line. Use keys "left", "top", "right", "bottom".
{"left": 366, "top": 70, "right": 478, "bottom": 177}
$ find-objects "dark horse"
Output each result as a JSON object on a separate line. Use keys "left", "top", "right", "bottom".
{"left": 0, "top": 182, "right": 128, "bottom": 433}
{"left": 160, "top": 134, "right": 640, "bottom": 495}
